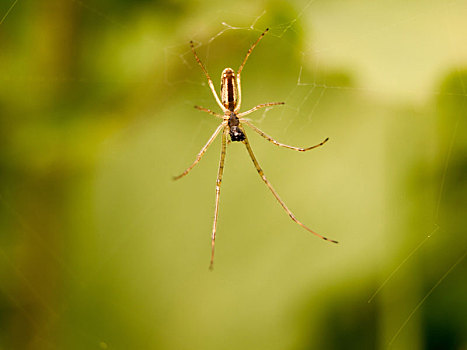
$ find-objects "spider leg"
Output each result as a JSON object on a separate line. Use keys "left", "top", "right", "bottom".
{"left": 236, "top": 102, "right": 284, "bottom": 118}
{"left": 173, "top": 122, "right": 226, "bottom": 180}
{"left": 194, "top": 105, "right": 224, "bottom": 119}
{"left": 210, "top": 129, "right": 227, "bottom": 270}
{"left": 241, "top": 119, "right": 329, "bottom": 152}
{"left": 235, "top": 28, "right": 269, "bottom": 112}
{"left": 242, "top": 131, "right": 338, "bottom": 244}
{"left": 190, "top": 41, "right": 227, "bottom": 113}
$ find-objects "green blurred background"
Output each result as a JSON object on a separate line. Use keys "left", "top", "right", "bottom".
{"left": 0, "top": 0, "right": 466, "bottom": 349}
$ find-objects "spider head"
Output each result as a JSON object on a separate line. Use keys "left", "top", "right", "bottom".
{"left": 229, "top": 126, "right": 245, "bottom": 142}
{"left": 228, "top": 112, "right": 245, "bottom": 142}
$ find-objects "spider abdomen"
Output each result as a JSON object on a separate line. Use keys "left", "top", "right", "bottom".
{"left": 221, "top": 68, "right": 237, "bottom": 111}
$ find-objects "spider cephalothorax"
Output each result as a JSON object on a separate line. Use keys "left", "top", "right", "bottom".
{"left": 227, "top": 113, "right": 245, "bottom": 142}
{"left": 175, "top": 28, "right": 337, "bottom": 269}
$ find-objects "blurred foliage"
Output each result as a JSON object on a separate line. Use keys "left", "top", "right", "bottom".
{"left": 0, "top": 0, "right": 466, "bottom": 349}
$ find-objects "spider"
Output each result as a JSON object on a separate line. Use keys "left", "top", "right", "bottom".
{"left": 175, "top": 28, "right": 338, "bottom": 269}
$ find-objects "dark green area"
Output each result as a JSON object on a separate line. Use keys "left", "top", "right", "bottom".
{"left": 0, "top": 0, "right": 466, "bottom": 349}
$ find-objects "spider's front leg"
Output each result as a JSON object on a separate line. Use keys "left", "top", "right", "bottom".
{"left": 242, "top": 119, "right": 329, "bottom": 152}
{"left": 173, "top": 122, "right": 226, "bottom": 180}
{"left": 237, "top": 101, "right": 328, "bottom": 151}
{"left": 210, "top": 129, "right": 228, "bottom": 270}
{"left": 241, "top": 132, "right": 338, "bottom": 244}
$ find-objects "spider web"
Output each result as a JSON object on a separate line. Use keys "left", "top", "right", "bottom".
{"left": 0, "top": 0, "right": 466, "bottom": 349}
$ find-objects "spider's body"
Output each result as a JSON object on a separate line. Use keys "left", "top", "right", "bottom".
{"left": 221, "top": 68, "right": 238, "bottom": 111}
{"left": 227, "top": 113, "right": 245, "bottom": 142}
{"left": 220, "top": 68, "right": 245, "bottom": 141}
{"left": 175, "top": 28, "right": 338, "bottom": 269}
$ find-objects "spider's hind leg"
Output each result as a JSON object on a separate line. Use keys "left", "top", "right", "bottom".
{"left": 194, "top": 105, "right": 224, "bottom": 119}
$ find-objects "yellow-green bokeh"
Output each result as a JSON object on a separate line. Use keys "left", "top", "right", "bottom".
{"left": 0, "top": 0, "right": 466, "bottom": 349}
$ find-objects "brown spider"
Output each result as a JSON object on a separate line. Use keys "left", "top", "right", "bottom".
{"left": 175, "top": 28, "right": 338, "bottom": 269}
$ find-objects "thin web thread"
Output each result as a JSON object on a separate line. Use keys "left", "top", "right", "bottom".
{"left": 0, "top": 0, "right": 18, "bottom": 25}
{"left": 387, "top": 251, "right": 467, "bottom": 348}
